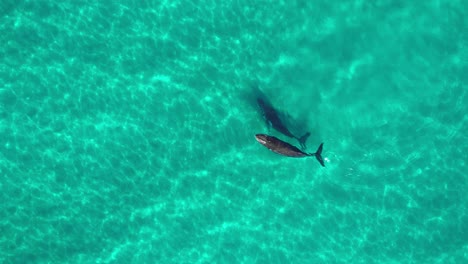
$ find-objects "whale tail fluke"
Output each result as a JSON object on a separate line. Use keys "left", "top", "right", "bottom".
{"left": 297, "top": 132, "right": 311, "bottom": 149}
{"left": 313, "top": 143, "right": 325, "bottom": 167}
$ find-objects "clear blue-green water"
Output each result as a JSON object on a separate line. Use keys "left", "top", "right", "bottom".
{"left": 1, "top": 1, "right": 467, "bottom": 263}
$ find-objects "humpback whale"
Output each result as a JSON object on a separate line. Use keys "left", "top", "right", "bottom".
{"left": 255, "top": 134, "right": 325, "bottom": 167}
{"left": 257, "top": 98, "right": 310, "bottom": 149}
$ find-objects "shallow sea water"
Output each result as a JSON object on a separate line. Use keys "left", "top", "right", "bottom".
{"left": 1, "top": 1, "right": 467, "bottom": 263}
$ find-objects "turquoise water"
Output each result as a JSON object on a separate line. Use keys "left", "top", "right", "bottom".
{"left": 1, "top": 0, "right": 467, "bottom": 263}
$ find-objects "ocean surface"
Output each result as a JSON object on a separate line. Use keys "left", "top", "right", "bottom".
{"left": 1, "top": 0, "right": 467, "bottom": 263}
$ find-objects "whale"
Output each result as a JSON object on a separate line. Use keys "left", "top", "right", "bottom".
{"left": 255, "top": 134, "right": 325, "bottom": 167}
{"left": 257, "top": 98, "right": 310, "bottom": 149}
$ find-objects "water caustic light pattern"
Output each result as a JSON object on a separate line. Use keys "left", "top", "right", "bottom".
{"left": 0, "top": 0, "right": 467, "bottom": 263}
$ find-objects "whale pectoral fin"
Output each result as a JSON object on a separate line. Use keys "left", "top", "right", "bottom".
{"left": 265, "top": 119, "right": 271, "bottom": 131}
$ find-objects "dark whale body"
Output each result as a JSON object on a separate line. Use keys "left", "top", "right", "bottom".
{"left": 255, "top": 134, "right": 325, "bottom": 167}
{"left": 257, "top": 98, "right": 310, "bottom": 149}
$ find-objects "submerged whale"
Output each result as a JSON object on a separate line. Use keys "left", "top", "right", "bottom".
{"left": 257, "top": 98, "right": 310, "bottom": 149}
{"left": 255, "top": 134, "right": 325, "bottom": 167}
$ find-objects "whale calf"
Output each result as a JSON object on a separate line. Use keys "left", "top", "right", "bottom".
{"left": 255, "top": 134, "right": 325, "bottom": 167}
{"left": 257, "top": 98, "right": 310, "bottom": 149}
